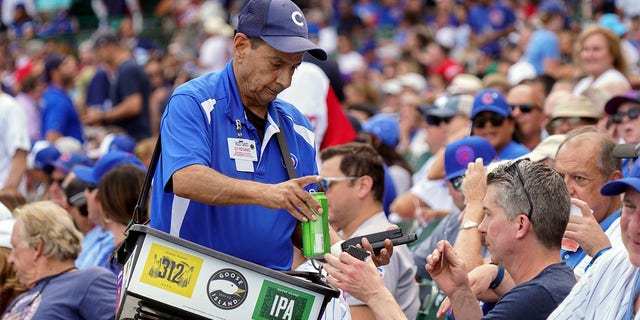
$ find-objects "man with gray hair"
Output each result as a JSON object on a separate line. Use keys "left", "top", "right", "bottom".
{"left": 2, "top": 201, "right": 116, "bottom": 319}
{"left": 425, "top": 159, "right": 576, "bottom": 319}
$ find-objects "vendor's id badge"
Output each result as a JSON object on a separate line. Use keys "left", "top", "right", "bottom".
{"left": 228, "top": 138, "right": 257, "bottom": 172}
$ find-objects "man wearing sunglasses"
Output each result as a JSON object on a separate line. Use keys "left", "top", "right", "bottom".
{"left": 505, "top": 84, "right": 546, "bottom": 150}
{"left": 604, "top": 90, "right": 640, "bottom": 177}
{"left": 319, "top": 142, "right": 419, "bottom": 320}
{"left": 470, "top": 89, "right": 530, "bottom": 160}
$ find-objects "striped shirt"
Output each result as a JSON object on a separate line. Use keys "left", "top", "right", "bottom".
{"left": 549, "top": 246, "right": 640, "bottom": 319}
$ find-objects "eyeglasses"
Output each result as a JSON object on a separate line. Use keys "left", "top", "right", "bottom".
{"left": 472, "top": 115, "right": 506, "bottom": 129}
{"left": 510, "top": 104, "right": 539, "bottom": 113}
{"left": 449, "top": 175, "right": 464, "bottom": 191}
{"left": 426, "top": 115, "right": 453, "bottom": 126}
{"left": 550, "top": 117, "right": 591, "bottom": 129}
{"left": 320, "top": 176, "right": 358, "bottom": 190}
{"left": 612, "top": 107, "right": 640, "bottom": 124}
{"left": 508, "top": 159, "right": 534, "bottom": 220}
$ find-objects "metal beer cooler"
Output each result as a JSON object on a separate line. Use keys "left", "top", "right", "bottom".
{"left": 115, "top": 225, "right": 339, "bottom": 320}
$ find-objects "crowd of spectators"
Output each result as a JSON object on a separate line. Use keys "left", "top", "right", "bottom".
{"left": 0, "top": 0, "right": 639, "bottom": 319}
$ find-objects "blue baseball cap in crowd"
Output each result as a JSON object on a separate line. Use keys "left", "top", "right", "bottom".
{"left": 33, "top": 144, "right": 61, "bottom": 174}
{"left": 237, "top": 0, "right": 327, "bottom": 60}
{"left": 471, "top": 89, "right": 511, "bottom": 119}
{"left": 599, "top": 13, "right": 627, "bottom": 37}
{"left": 538, "top": 0, "right": 567, "bottom": 15}
{"left": 73, "top": 151, "right": 147, "bottom": 185}
{"left": 88, "top": 133, "right": 137, "bottom": 159}
{"left": 52, "top": 152, "right": 94, "bottom": 175}
{"left": 444, "top": 136, "right": 497, "bottom": 180}
{"left": 362, "top": 113, "right": 400, "bottom": 147}
{"left": 601, "top": 160, "right": 640, "bottom": 196}
{"left": 604, "top": 90, "right": 640, "bottom": 115}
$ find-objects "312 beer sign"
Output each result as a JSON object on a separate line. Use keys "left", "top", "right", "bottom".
{"left": 140, "top": 243, "right": 203, "bottom": 298}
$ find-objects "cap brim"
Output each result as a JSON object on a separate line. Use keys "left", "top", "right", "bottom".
{"left": 601, "top": 177, "right": 640, "bottom": 195}
{"left": 427, "top": 107, "right": 456, "bottom": 118}
{"left": 472, "top": 106, "right": 509, "bottom": 118}
{"left": 612, "top": 144, "right": 639, "bottom": 158}
{"left": 444, "top": 169, "right": 465, "bottom": 181}
{"left": 604, "top": 96, "right": 638, "bottom": 114}
{"left": 73, "top": 166, "right": 98, "bottom": 185}
{"left": 262, "top": 35, "right": 327, "bottom": 61}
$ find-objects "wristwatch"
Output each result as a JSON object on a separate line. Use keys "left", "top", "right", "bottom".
{"left": 459, "top": 220, "right": 480, "bottom": 230}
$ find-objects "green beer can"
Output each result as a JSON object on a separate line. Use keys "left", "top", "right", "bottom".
{"left": 302, "top": 192, "right": 330, "bottom": 259}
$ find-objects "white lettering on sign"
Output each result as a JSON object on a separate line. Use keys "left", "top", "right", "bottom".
{"left": 269, "top": 294, "right": 295, "bottom": 320}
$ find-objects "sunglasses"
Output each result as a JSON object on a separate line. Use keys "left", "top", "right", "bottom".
{"left": 426, "top": 115, "right": 453, "bottom": 126}
{"left": 612, "top": 107, "right": 640, "bottom": 124}
{"left": 549, "top": 117, "right": 594, "bottom": 129}
{"left": 48, "top": 177, "right": 64, "bottom": 185}
{"left": 508, "top": 159, "right": 534, "bottom": 220}
{"left": 449, "top": 175, "right": 464, "bottom": 191}
{"left": 510, "top": 104, "right": 538, "bottom": 113}
{"left": 319, "top": 176, "right": 358, "bottom": 190}
{"left": 472, "top": 115, "right": 506, "bottom": 129}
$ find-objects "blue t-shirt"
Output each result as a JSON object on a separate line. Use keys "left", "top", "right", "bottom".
{"left": 109, "top": 58, "right": 151, "bottom": 141}
{"left": 75, "top": 226, "right": 115, "bottom": 271}
{"left": 2, "top": 267, "right": 117, "bottom": 320}
{"left": 525, "top": 29, "right": 560, "bottom": 75}
{"left": 468, "top": 3, "right": 516, "bottom": 59}
{"left": 149, "top": 62, "right": 318, "bottom": 271}
{"left": 85, "top": 67, "right": 111, "bottom": 109}
{"left": 483, "top": 263, "right": 576, "bottom": 320}
{"left": 41, "top": 85, "right": 84, "bottom": 142}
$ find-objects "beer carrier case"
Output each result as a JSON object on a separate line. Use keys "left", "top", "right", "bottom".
{"left": 115, "top": 224, "right": 340, "bottom": 320}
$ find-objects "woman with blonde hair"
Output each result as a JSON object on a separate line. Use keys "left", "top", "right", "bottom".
{"left": 572, "top": 25, "right": 631, "bottom": 97}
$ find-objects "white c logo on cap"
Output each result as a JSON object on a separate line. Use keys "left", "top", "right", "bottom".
{"left": 291, "top": 11, "right": 304, "bottom": 27}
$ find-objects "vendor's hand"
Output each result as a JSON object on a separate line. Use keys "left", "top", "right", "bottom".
{"left": 564, "top": 198, "right": 611, "bottom": 256}
{"left": 323, "top": 251, "right": 385, "bottom": 304}
{"left": 267, "top": 176, "right": 323, "bottom": 222}
{"left": 425, "top": 240, "right": 469, "bottom": 296}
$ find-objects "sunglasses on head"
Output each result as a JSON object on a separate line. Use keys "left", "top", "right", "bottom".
{"left": 510, "top": 104, "right": 538, "bottom": 113}
{"left": 449, "top": 175, "right": 464, "bottom": 191}
{"left": 612, "top": 107, "right": 640, "bottom": 124}
{"left": 426, "top": 115, "right": 453, "bottom": 126}
{"left": 472, "top": 114, "right": 506, "bottom": 129}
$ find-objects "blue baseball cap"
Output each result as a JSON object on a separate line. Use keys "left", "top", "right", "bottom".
{"left": 88, "top": 133, "right": 137, "bottom": 159}
{"left": 599, "top": 13, "right": 627, "bottom": 37}
{"left": 444, "top": 136, "right": 497, "bottom": 180}
{"left": 601, "top": 160, "right": 640, "bottom": 196}
{"left": 52, "top": 152, "right": 94, "bottom": 175}
{"left": 471, "top": 89, "right": 511, "bottom": 119}
{"left": 237, "top": 0, "right": 327, "bottom": 61}
{"left": 73, "top": 151, "right": 147, "bottom": 185}
{"left": 34, "top": 145, "right": 61, "bottom": 174}
{"left": 538, "top": 0, "right": 567, "bottom": 15}
{"left": 362, "top": 113, "right": 399, "bottom": 147}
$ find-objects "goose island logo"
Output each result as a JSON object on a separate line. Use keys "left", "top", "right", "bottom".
{"left": 207, "top": 268, "right": 248, "bottom": 310}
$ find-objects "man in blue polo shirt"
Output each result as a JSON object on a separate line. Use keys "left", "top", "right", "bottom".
{"left": 41, "top": 53, "right": 84, "bottom": 143}
{"left": 149, "top": 0, "right": 329, "bottom": 270}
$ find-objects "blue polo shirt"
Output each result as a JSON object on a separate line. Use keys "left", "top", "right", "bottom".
{"left": 41, "top": 85, "right": 84, "bottom": 142}
{"left": 498, "top": 141, "right": 530, "bottom": 160}
{"left": 150, "top": 62, "right": 318, "bottom": 270}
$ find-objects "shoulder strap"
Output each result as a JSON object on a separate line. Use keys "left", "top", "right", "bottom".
{"left": 129, "top": 134, "right": 161, "bottom": 227}
{"left": 275, "top": 111, "right": 297, "bottom": 180}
